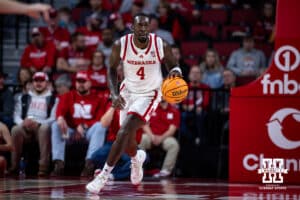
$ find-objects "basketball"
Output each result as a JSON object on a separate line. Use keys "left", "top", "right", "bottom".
{"left": 161, "top": 77, "right": 189, "bottom": 104}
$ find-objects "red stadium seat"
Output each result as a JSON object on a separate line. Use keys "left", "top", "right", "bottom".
{"left": 181, "top": 41, "right": 208, "bottom": 58}
{"left": 184, "top": 58, "right": 199, "bottom": 66}
{"left": 213, "top": 42, "right": 240, "bottom": 64}
{"left": 190, "top": 25, "right": 219, "bottom": 40}
{"left": 201, "top": 9, "right": 228, "bottom": 25}
{"left": 221, "top": 25, "right": 248, "bottom": 40}
{"left": 231, "top": 9, "right": 258, "bottom": 26}
{"left": 213, "top": 42, "right": 240, "bottom": 57}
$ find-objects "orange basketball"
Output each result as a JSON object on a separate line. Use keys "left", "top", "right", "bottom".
{"left": 161, "top": 77, "right": 189, "bottom": 104}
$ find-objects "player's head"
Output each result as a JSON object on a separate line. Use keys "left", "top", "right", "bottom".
{"left": 132, "top": 13, "right": 150, "bottom": 43}
{"left": 75, "top": 71, "right": 92, "bottom": 95}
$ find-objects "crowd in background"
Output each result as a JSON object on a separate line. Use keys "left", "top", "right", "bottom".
{"left": 0, "top": 0, "right": 276, "bottom": 178}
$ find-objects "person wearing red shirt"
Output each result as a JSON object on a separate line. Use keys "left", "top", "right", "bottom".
{"left": 91, "top": 106, "right": 143, "bottom": 180}
{"left": 21, "top": 27, "right": 56, "bottom": 74}
{"left": 76, "top": 13, "right": 103, "bottom": 52}
{"left": 39, "top": 9, "right": 70, "bottom": 51}
{"left": 87, "top": 50, "right": 108, "bottom": 91}
{"left": 51, "top": 71, "right": 110, "bottom": 176}
{"left": 182, "top": 65, "right": 210, "bottom": 145}
{"left": 56, "top": 32, "right": 93, "bottom": 73}
{"left": 139, "top": 100, "right": 180, "bottom": 178}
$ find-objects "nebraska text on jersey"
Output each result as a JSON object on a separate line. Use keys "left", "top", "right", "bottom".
{"left": 126, "top": 60, "right": 157, "bottom": 65}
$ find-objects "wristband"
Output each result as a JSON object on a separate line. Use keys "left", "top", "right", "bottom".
{"left": 170, "top": 66, "right": 182, "bottom": 75}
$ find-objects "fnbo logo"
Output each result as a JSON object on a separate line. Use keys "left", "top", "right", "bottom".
{"left": 261, "top": 45, "right": 300, "bottom": 95}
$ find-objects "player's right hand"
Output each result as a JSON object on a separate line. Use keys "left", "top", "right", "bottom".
{"left": 111, "top": 95, "right": 126, "bottom": 109}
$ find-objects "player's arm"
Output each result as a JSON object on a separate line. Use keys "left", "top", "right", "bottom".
{"left": 107, "top": 40, "right": 125, "bottom": 109}
{"left": 163, "top": 41, "right": 182, "bottom": 77}
{"left": 0, "top": 0, "right": 51, "bottom": 21}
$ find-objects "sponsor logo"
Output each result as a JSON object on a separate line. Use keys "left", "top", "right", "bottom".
{"left": 261, "top": 45, "right": 300, "bottom": 95}
{"left": 267, "top": 108, "right": 300, "bottom": 150}
{"left": 257, "top": 158, "right": 288, "bottom": 183}
{"left": 243, "top": 153, "right": 300, "bottom": 172}
{"left": 172, "top": 89, "right": 187, "bottom": 97}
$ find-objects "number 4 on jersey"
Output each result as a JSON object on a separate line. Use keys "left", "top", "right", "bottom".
{"left": 136, "top": 66, "right": 145, "bottom": 80}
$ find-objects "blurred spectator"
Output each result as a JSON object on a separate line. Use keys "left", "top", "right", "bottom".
{"left": 168, "top": 0, "right": 194, "bottom": 22}
{"left": 143, "top": 0, "right": 160, "bottom": 14}
{"left": 14, "top": 68, "right": 33, "bottom": 102}
{"left": 157, "top": 0, "right": 187, "bottom": 42}
{"left": 119, "top": 0, "right": 160, "bottom": 14}
{"left": 211, "top": 68, "right": 236, "bottom": 112}
{"left": 39, "top": 9, "right": 70, "bottom": 51}
{"left": 97, "top": 27, "right": 114, "bottom": 67}
{"left": 56, "top": 32, "right": 93, "bottom": 73}
{"left": 171, "top": 45, "right": 190, "bottom": 81}
{"left": 51, "top": 71, "right": 109, "bottom": 176}
{"left": 253, "top": 2, "right": 275, "bottom": 43}
{"left": 54, "top": 74, "right": 72, "bottom": 96}
{"left": 91, "top": 106, "right": 143, "bottom": 180}
{"left": 216, "top": 69, "right": 236, "bottom": 135}
{"left": 0, "top": 122, "right": 13, "bottom": 177}
{"left": 87, "top": 50, "right": 108, "bottom": 90}
{"left": 76, "top": 13, "right": 103, "bottom": 51}
{"left": 181, "top": 65, "right": 210, "bottom": 145}
{"left": 140, "top": 100, "right": 180, "bottom": 178}
{"left": 227, "top": 36, "right": 266, "bottom": 77}
{"left": 11, "top": 72, "right": 56, "bottom": 176}
{"left": 205, "top": 0, "right": 232, "bottom": 9}
{"left": 57, "top": 7, "right": 76, "bottom": 33}
{"left": 78, "top": 0, "right": 110, "bottom": 29}
{"left": 0, "top": 71, "right": 14, "bottom": 129}
{"left": 21, "top": 27, "right": 56, "bottom": 74}
{"left": 109, "top": 12, "right": 131, "bottom": 39}
{"left": 149, "top": 15, "right": 174, "bottom": 45}
{"left": 200, "top": 49, "right": 223, "bottom": 89}
{"left": 100, "top": 0, "right": 123, "bottom": 12}
{"left": 122, "top": 0, "right": 145, "bottom": 28}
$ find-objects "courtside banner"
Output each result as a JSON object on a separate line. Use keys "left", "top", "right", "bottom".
{"left": 229, "top": 0, "right": 300, "bottom": 183}
{"left": 230, "top": 98, "right": 300, "bottom": 183}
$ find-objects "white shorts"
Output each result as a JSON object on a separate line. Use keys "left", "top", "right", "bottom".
{"left": 119, "top": 83, "right": 162, "bottom": 126}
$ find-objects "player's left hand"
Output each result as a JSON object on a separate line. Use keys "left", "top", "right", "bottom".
{"left": 168, "top": 70, "right": 182, "bottom": 78}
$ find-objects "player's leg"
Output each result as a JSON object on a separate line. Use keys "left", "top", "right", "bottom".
{"left": 106, "top": 114, "right": 144, "bottom": 166}
{"left": 86, "top": 114, "right": 144, "bottom": 193}
{"left": 126, "top": 126, "right": 146, "bottom": 185}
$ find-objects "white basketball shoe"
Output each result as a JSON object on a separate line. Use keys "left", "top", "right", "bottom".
{"left": 86, "top": 173, "right": 108, "bottom": 194}
{"left": 130, "top": 149, "right": 146, "bottom": 185}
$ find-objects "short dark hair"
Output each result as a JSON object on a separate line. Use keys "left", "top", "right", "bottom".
{"left": 133, "top": 13, "right": 149, "bottom": 23}
{"left": 71, "top": 32, "right": 84, "bottom": 43}
{"left": 223, "top": 68, "right": 236, "bottom": 77}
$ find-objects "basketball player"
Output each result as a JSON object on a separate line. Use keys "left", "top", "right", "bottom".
{"left": 86, "top": 13, "right": 182, "bottom": 193}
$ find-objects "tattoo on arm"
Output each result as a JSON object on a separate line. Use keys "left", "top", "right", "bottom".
{"left": 108, "top": 41, "right": 121, "bottom": 97}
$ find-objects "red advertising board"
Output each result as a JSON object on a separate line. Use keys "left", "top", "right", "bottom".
{"left": 230, "top": 0, "right": 300, "bottom": 184}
